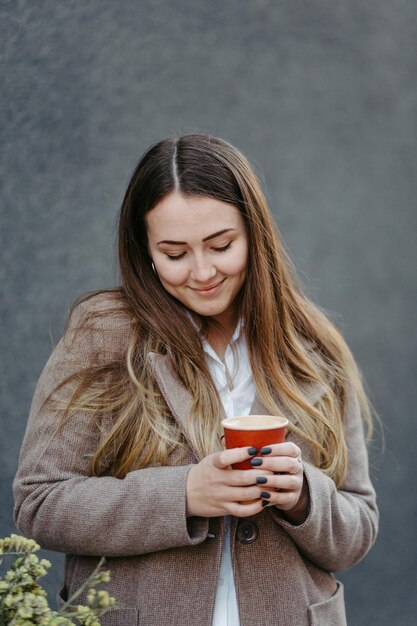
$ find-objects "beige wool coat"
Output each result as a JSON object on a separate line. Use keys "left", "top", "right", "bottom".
{"left": 13, "top": 295, "right": 378, "bottom": 626}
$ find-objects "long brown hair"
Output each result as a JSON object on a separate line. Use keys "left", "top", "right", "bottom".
{"left": 53, "top": 134, "right": 373, "bottom": 486}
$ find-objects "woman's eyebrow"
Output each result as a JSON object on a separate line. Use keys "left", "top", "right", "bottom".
{"left": 157, "top": 228, "right": 236, "bottom": 245}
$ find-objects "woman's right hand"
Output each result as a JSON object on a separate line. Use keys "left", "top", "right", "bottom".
{"left": 186, "top": 447, "right": 272, "bottom": 518}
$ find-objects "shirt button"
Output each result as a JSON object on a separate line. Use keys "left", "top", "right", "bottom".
{"left": 236, "top": 520, "right": 258, "bottom": 544}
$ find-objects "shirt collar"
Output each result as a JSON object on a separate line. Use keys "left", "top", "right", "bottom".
{"left": 230, "top": 318, "right": 243, "bottom": 343}
{"left": 186, "top": 312, "right": 243, "bottom": 357}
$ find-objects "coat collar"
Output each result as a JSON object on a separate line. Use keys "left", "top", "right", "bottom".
{"left": 148, "top": 352, "right": 325, "bottom": 461}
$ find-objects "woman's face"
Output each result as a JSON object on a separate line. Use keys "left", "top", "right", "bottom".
{"left": 146, "top": 192, "right": 248, "bottom": 326}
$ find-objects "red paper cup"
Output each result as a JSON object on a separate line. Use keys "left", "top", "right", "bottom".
{"left": 221, "top": 415, "right": 288, "bottom": 469}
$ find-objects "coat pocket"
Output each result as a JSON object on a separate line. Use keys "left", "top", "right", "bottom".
{"left": 308, "top": 581, "right": 347, "bottom": 626}
{"left": 56, "top": 584, "right": 138, "bottom": 625}
{"left": 56, "top": 584, "right": 67, "bottom": 610}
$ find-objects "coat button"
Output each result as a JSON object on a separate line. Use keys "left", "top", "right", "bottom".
{"left": 236, "top": 520, "right": 258, "bottom": 544}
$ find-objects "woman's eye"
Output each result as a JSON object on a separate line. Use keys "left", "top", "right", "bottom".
{"left": 213, "top": 242, "right": 232, "bottom": 252}
{"left": 165, "top": 242, "right": 231, "bottom": 260}
{"left": 166, "top": 252, "right": 186, "bottom": 261}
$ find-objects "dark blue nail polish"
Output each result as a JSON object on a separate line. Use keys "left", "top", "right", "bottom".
{"left": 247, "top": 447, "right": 258, "bottom": 456}
{"left": 250, "top": 458, "right": 263, "bottom": 467}
{"left": 260, "top": 491, "right": 271, "bottom": 499}
{"left": 256, "top": 477, "right": 268, "bottom": 485}
{"left": 260, "top": 447, "right": 272, "bottom": 455}
{"left": 262, "top": 500, "right": 270, "bottom": 508}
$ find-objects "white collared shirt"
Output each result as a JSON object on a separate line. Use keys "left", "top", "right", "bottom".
{"left": 200, "top": 321, "right": 256, "bottom": 626}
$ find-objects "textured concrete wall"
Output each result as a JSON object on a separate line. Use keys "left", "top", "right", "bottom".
{"left": 1, "top": 1, "right": 416, "bottom": 623}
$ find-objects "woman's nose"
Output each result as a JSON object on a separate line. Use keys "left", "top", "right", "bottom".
{"left": 190, "top": 255, "right": 216, "bottom": 282}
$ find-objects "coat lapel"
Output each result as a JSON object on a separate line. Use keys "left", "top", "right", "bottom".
{"left": 148, "top": 352, "right": 203, "bottom": 460}
{"left": 149, "top": 352, "right": 326, "bottom": 458}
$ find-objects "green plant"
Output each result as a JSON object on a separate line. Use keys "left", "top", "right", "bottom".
{"left": 0, "top": 534, "right": 116, "bottom": 625}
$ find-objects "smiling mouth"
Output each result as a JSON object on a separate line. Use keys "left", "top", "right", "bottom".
{"left": 190, "top": 279, "right": 225, "bottom": 293}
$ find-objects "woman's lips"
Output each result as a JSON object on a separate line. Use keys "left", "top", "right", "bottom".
{"left": 190, "top": 279, "right": 225, "bottom": 296}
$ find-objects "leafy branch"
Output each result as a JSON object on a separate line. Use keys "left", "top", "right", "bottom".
{"left": 0, "top": 534, "right": 116, "bottom": 625}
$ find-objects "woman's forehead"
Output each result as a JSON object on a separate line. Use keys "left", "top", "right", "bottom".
{"left": 145, "top": 192, "right": 244, "bottom": 242}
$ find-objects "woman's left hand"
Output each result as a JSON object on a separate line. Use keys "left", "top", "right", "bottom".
{"left": 251, "top": 442, "right": 310, "bottom": 525}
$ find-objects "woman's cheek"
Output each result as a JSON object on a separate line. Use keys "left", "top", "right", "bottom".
{"left": 157, "top": 261, "right": 189, "bottom": 286}
{"left": 220, "top": 246, "right": 248, "bottom": 275}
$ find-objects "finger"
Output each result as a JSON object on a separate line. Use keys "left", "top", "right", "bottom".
{"left": 259, "top": 442, "right": 301, "bottom": 458}
{"left": 227, "top": 468, "right": 275, "bottom": 487}
{"left": 228, "top": 499, "right": 264, "bottom": 518}
{"left": 250, "top": 455, "right": 302, "bottom": 475}
{"left": 212, "top": 447, "right": 257, "bottom": 469}
{"left": 265, "top": 490, "right": 298, "bottom": 510}
{"left": 265, "top": 474, "right": 303, "bottom": 492}
{"left": 225, "top": 485, "right": 264, "bottom": 503}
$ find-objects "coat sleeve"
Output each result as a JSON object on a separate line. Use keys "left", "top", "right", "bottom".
{"left": 269, "top": 385, "right": 379, "bottom": 572}
{"left": 13, "top": 300, "right": 209, "bottom": 557}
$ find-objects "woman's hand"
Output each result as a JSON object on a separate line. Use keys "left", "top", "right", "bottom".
{"left": 186, "top": 447, "right": 273, "bottom": 518}
{"left": 250, "top": 442, "right": 309, "bottom": 524}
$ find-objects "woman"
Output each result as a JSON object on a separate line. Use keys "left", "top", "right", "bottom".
{"left": 14, "top": 134, "right": 378, "bottom": 626}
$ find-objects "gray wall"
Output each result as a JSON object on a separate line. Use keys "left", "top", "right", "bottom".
{"left": 1, "top": 1, "right": 416, "bottom": 623}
